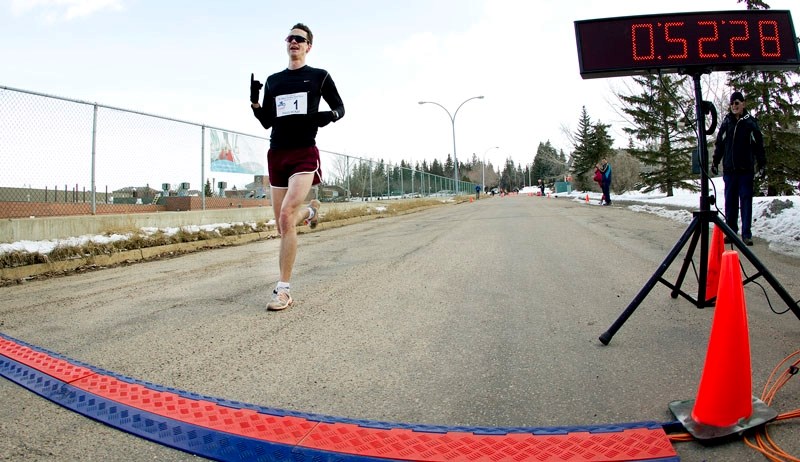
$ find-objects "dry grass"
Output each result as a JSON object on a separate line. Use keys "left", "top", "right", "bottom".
{"left": 0, "top": 197, "right": 463, "bottom": 269}
{"left": 320, "top": 198, "right": 450, "bottom": 222}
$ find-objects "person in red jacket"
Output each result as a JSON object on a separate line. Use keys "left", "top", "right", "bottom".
{"left": 595, "top": 158, "right": 612, "bottom": 205}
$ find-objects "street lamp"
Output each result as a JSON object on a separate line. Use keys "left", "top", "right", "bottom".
{"left": 419, "top": 96, "right": 484, "bottom": 194}
{"left": 482, "top": 146, "right": 499, "bottom": 193}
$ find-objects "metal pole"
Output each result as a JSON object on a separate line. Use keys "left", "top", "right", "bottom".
{"left": 201, "top": 126, "right": 206, "bottom": 210}
{"left": 400, "top": 165, "right": 404, "bottom": 196}
{"left": 91, "top": 104, "right": 98, "bottom": 214}
{"left": 450, "top": 118, "right": 458, "bottom": 194}
{"left": 419, "top": 96, "right": 483, "bottom": 195}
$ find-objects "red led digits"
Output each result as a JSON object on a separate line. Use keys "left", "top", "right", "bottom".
{"left": 664, "top": 22, "right": 688, "bottom": 59}
{"left": 759, "top": 20, "right": 781, "bottom": 57}
{"left": 728, "top": 20, "right": 750, "bottom": 58}
{"left": 697, "top": 21, "right": 720, "bottom": 58}
{"left": 632, "top": 23, "right": 655, "bottom": 61}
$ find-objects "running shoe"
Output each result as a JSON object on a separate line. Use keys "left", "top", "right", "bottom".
{"left": 267, "top": 289, "right": 293, "bottom": 311}
{"left": 305, "top": 199, "right": 321, "bottom": 229}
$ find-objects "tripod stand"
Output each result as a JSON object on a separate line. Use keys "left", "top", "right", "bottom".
{"left": 599, "top": 70, "right": 800, "bottom": 346}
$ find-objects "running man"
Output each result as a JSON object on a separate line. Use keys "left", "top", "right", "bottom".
{"left": 250, "top": 23, "right": 345, "bottom": 310}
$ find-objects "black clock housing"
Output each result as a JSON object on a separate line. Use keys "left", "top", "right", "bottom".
{"left": 575, "top": 10, "right": 800, "bottom": 78}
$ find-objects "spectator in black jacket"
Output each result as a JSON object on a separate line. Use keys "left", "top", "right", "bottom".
{"left": 712, "top": 91, "right": 766, "bottom": 246}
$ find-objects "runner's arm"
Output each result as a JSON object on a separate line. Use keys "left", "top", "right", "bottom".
{"left": 315, "top": 72, "right": 345, "bottom": 126}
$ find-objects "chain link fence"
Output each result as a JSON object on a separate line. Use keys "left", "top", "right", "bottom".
{"left": 1, "top": 85, "right": 475, "bottom": 220}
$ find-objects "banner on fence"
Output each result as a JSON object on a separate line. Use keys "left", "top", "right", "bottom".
{"left": 209, "top": 129, "right": 266, "bottom": 174}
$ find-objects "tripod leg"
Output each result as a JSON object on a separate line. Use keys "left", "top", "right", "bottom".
{"left": 599, "top": 217, "right": 700, "bottom": 345}
{"left": 711, "top": 216, "right": 800, "bottom": 320}
{"left": 670, "top": 222, "right": 702, "bottom": 299}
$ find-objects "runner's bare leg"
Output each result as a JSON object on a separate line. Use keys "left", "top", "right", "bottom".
{"left": 274, "top": 173, "right": 314, "bottom": 283}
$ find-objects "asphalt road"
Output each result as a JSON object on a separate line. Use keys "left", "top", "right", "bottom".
{"left": 2, "top": 195, "right": 799, "bottom": 461}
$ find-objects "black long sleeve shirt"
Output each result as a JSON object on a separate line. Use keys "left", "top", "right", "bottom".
{"left": 251, "top": 65, "right": 345, "bottom": 149}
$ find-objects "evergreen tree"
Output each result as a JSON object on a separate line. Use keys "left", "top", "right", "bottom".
{"left": 618, "top": 74, "right": 697, "bottom": 196}
{"left": 725, "top": 0, "right": 800, "bottom": 195}
{"left": 373, "top": 160, "right": 386, "bottom": 195}
{"left": 557, "top": 149, "right": 568, "bottom": 182}
{"left": 570, "top": 106, "right": 597, "bottom": 190}
{"left": 532, "top": 140, "right": 564, "bottom": 184}
{"left": 413, "top": 161, "right": 424, "bottom": 194}
{"left": 430, "top": 159, "right": 444, "bottom": 177}
{"left": 204, "top": 179, "right": 213, "bottom": 197}
{"left": 591, "top": 122, "right": 615, "bottom": 172}
{"left": 503, "top": 160, "right": 523, "bottom": 190}
{"left": 390, "top": 164, "right": 401, "bottom": 194}
{"left": 443, "top": 154, "right": 454, "bottom": 180}
{"left": 349, "top": 160, "right": 370, "bottom": 197}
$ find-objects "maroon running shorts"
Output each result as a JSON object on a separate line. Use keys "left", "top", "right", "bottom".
{"left": 267, "top": 146, "right": 322, "bottom": 188}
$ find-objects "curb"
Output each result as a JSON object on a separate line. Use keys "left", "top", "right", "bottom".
{"left": 0, "top": 202, "right": 452, "bottom": 283}
{"left": 0, "top": 232, "right": 272, "bottom": 282}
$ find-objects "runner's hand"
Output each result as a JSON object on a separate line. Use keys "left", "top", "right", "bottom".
{"left": 313, "top": 111, "right": 335, "bottom": 127}
{"left": 250, "top": 73, "right": 263, "bottom": 104}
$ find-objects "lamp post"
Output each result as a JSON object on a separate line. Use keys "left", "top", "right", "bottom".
{"left": 419, "top": 96, "right": 484, "bottom": 194}
{"left": 482, "top": 146, "right": 499, "bottom": 193}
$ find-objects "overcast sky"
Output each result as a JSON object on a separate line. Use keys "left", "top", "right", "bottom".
{"left": 2, "top": 0, "right": 799, "bottom": 170}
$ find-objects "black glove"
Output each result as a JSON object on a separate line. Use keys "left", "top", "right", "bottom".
{"left": 250, "top": 73, "right": 263, "bottom": 104}
{"left": 711, "top": 164, "right": 719, "bottom": 176}
{"left": 313, "top": 111, "right": 336, "bottom": 127}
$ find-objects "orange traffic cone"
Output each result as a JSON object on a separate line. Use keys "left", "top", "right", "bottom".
{"left": 669, "top": 250, "right": 776, "bottom": 439}
{"left": 585, "top": 194, "right": 589, "bottom": 203}
{"left": 691, "top": 250, "right": 752, "bottom": 427}
{"left": 705, "top": 225, "right": 725, "bottom": 301}
{"left": 470, "top": 197, "right": 474, "bottom": 202}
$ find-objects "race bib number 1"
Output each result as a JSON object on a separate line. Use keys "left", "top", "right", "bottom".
{"left": 276, "top": 92, "right": 308, "bottom": 117}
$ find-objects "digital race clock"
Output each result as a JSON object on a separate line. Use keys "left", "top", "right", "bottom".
{"left": 575, "top": 10, "right": 800, "bottom": 79}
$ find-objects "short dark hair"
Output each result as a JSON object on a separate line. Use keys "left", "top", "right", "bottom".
{"left": 291, "top": 23, "right": 313, "bottom": 44}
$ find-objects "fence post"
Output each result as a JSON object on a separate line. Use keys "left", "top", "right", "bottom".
{"left": 201, "top": 125, "right": 206, "bottom": 210}
{"left": 91, "top": 103, "right": 98, "bottom": 214}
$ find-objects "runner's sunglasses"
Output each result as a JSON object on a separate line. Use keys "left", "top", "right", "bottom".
{"left": 285, "top": 35, "right": 309, "bottom": 44}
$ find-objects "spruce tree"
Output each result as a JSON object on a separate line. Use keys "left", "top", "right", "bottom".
{"left": 591, "top": 122, "right": 615, "bottom": 166}
{"left": 430, "top": 159, "right": 444, "bottom": 177}
{"left": 532, "top": 141, "right": 561, "bottom": 184}
{"left": 570, "top": 106, "right": 596, "bottom": 191}
{"left": 618, "top": 74, "right": 698, "bottom": 196}
{"left": 443, "top": 154, "right": 454, "bottom": 180}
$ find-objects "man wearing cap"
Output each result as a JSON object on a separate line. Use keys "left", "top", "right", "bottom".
{"left": 712, "top": 91, "right": 766, "bottom": 246}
